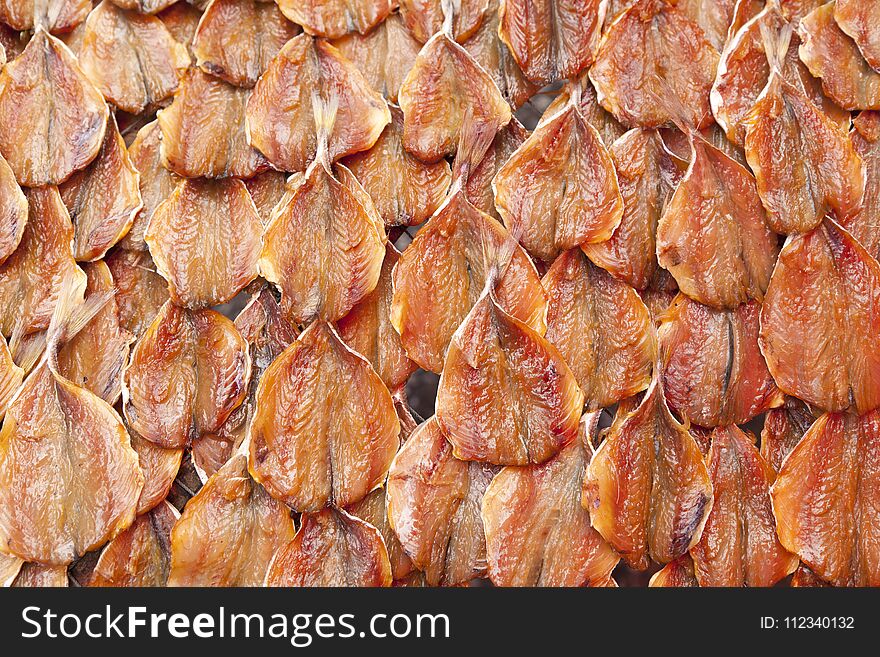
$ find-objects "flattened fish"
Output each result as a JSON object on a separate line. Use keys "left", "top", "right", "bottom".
{"left": 0, "top": 550, "right": 23, "bottom": 587}
{"left": 104, "top": 248, "right": 169, "bottom": 339}
{"left": 248, "top": 320, "right": 400, "bottom": 511}
{"left": 798, "top": 2, "right": 880, "bottom": 111}
{"left": 158, "top": 68, "right": 267, "bottom": 178}
{"left": 334, "top": 15, "right": 419, "bottom": 105}
{"left": 347, "top": 486, "right": 414, "bottom": 581}
{"left": 244, "top": 171, "right": 288, "bottom": 226}
{"left": 539, "top": 74, "right": 625, "bottom": 145}
{"left": 168, "top": 453, "right": 296, "bottom": 586}
{"left": 123, "top": 302, "right": 250, "bottom": 450}
{"left": 772, "top": 411, "right": 880, "bottom": 586}
{"left": 463, "top": 0, "right": 537, "bottom": 109}
{"left": 436, "top": 292, "right": 583, "bottom": 466}
{"left": 842, "top": 110, "right": 880, "bottom": 259}
{"left": 78, "top": 1, "right": 190, "bottom": 114}
{"left": 759, "top": 219, "right": 880, "bottom": 414}
{"left": 463, "top": 119, "right": 527, "bottom": 221}
{"left": 246, "top": 34, "right": 390, "bottom": 172}
{"left": 0, "top": 288, "right": 143, "bottom": 565}
{"left": 398, "top": 31, "right": 511, "bottom": 163}
{"left": 391, "top": 188, "right": 546, "bottom": 373}
{"left": 0, "top": 337, "right": 22, "bottom": 419}
{"left": 660, "top": 295, "right": 782, "bottom": 428}
{"left": 277, "top": 0, "right": 392, "bottom": 39}
{"left": 259, "top": 153, "right": 385, "bottom": 324}
{"left": 760, "top": 396, "right": 814, "bottom": 472}
{"left": 711, "top": 4, "right": 849, "bottom": 147}
{"left": 690, "top": 425, "right": 797, "bottom": 586}
{"left": 386, "top": 417, "right": 496, "bottom": 585}
{"left": 543, "top": 249, "right": 655, "bottom": 410}
{"left": 266, "top": 507, "right": 392, "bottom": 587}
{"left": 342, "top": 105, "right": 452, "bottom": 227}
{"left": 481, "top": 412, "right": 619, "bottom": 586}
{"left": 57, "top": 261, "right": 133, "bottom": 404}
{"left": 649, "top": 554, "right": 699, "bottom": 587}
{"left": 0, "top": 186, "right": 86, "bottom": 339}
{"left": 110, "top": 0, "right": 177, "bottom": 13}
{"left": 158, "top": 0, "right": 201, "bottom": 59}
{"left": 146, "top": 178, "right": 262, "bottom": 309}
{"left": 131, "top": 430, "right": 183, "bottom": 514}
{"left": 835, "top": 0, "right": 880, "bottom": 72}
{"left": 192, "top": 0, "right": 299, "bottom": 87}
{"left": 743, "top": 35, "right": 865, "bottom": 233}
{"left": 656, "top": 131, "right": 779, "bottom": 309}
{"left": 0, "top": 153, "right": 26, "bottom": 266}
{"left": 493, "top": 96, "right": 623, "bottom": 263}
{"left": 121, "top": 121, "right": 180, "bottom": 251}
{"left": 584, "top": 376, "right": 713, "bottom": 569}
{"left": 0, "top": 29, "right": 108, "bottom": 187}
{"left": 398, "top": 0, "right": 489, "bottom": 43}
{"left": 88, "top": 501, "right": 177, "bottom": 587}
{"left": 59, "top": 116, "right": 141, "bottom": 262}
{"left": 590, "top": 0, "right": 719, "bottom": 129}
{"left": 193, "top": 286, "right": 298, "bottom": 479}
{"left": 582, "top": 129, "right": 669, "bottom": 291}
{"left": 498, "top": 0, "right": 604, "bottom": 87}
{"left": 11, "top": 563, "right": 68, "bottom": 587}
{"left": 337, "top": 244, "right": 417, "bottom": 393}
{"left": 0, "top": 0, "right": 91, "bottom": 32}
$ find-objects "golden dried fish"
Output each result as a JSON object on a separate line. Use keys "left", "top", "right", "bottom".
{"left": 193, "top": 285, "right": 297, "bottom": 480}
{"left": 244, "top": 171, "right": 288, "bottom": 226}
{"left": 88, "top": 501, "right": 177, "bottom": 587}
{"left": 347, "top": 486, "right": 414, "bottom": 581}
{"left": 493, "top": 96, "right": 624, "bottom": 263}
{"left": 463, "top": 0, "right": 537, "bottom": 108}
{"left": 437, "top": 292, "right": 583, "bottom": 466}
{"left": 582, "top": 129, "right": 669, "bottom": 291}
{"left": 260, "top": 150, "right": 385, "bottom": 324}
{"left": 131, "top": 430, "right": 183, "bottom": 515}
{"left": 0, "top": 286, "right": 143, "bottom": 565}
{"left": 277, "top": 0, "right": 392, "bottom": 39}
{"left": 78, "top": 1, "right": 189, "bottom": 114}
{"left": 481, "top": 412, "right": 619, "bottom": 586}
{"left": 498, "top": 0, "right": 604, "bottom": 87}
{"left": 157, "top": 0, "right": 201, "bottom": 59}
{"left": 0, "top": 0, "right": 90, "bottom": 32}
{"left": 192, "top": 0, "right": 299, "bottom": 87}
{"left": 743, "top": 31, "right": 865, "bottom": 233}
{"left": 343, "top": 106, "right": 451, "bottom": 227}
{"left": 798, "top": 2, "right": 880, "bottom": 111}
{"left": 104, "top": 248, "right": 170, "bottom": 340}
{"left": 59, "top": 116, "right": 141, "bottom": 262}
{"left": 463, "top": 119, "right": 527, "bottom": 221}
{"left": 158, "top": 68, "right": 268, "bottom": 179}
{"left": 690, "top": 425, "right": 797, "bottom": 586}
{"left": 772, "top": 410, "right": 880, "bottom": 586}
{"left": 590, "top": 0, "right": 719, "bottom": 129}
{"left": 121, "top": 121, "right": 180, "bottom": 251}
{"left": 0, "top": 152, "right": 26, "bottom": 266}
{"left": 0, "top": 29, "right": 108, "bottom": 187}
{"left": 168, "top": 453, "right": 295, "bottom": 586}
{"left": 676, "top": 0, "right": 740, "bottom": 51}
{"left": 539, "top": 73, "right": 626, "bottom": 145}
{"left": 0, "top": 186, "right": 86, "bottom": 338}
{"left": 543, "top": 249, "right": 655, "bottom": 410}
{"left": 656, "top": 131, "right": 778, "bottom": 309}
{"left": 759, "top": 219, "right": 880, "bottom": 414}
{"left": 391, "top": 188, "right": 546, "bottom": 373}
{"left": 337, "top": 244, "right": 417, "bottom": 393}
{"left": 842, "top": 110, "right": 880, "bottom": 259}
{"left": 110, "top": 0, "right": 177, "bottom": 13}
{"left": 246, "top": 34, "right": 390, "bottom": 172}
{"left": 649, "top": 554, "right": 699, "bottom": 587}
{"left": 386, "top": 417, "right": 496, "bottom": 586}
{"left": 584, "top": 377, "right": 713, "bottom": 569}
{"left": 660, "top": 295, "right": 782, "bottom": 427}
{"left": 333, "top": 13, "right": 421, "bottom": 103}
{"left": 835, "top": 0, "right": 880, "bottom": 72}
{"left": 266, "top": 507, "right": 392, "bottom": 587}
{"left": 11, "top": 563, "right": 68, "bottom": 587}
{"left": 56, "top": 262, "right": 133, "bottom": 404}
{"left": 398, "top": 0, "right": 489, "bottom": 43}
{"left": 0, "top": 550, "right": 23, "bottom": 586}
{"left": 760, "top": 396, "right": 814, "bottom": 475}
{"left": 249, "top": 320, "right": 400, "bottom": 511}
{"left": 398, "top": 31, "right": 511, "bottom": 163}
{"left": 146, "top": 178, "right": 262, "bottom": 309}
{"left": 0, "top": 337, "right": 22, "bottom": 419}
{"left": 123, "top": 302, "right": 250, "bottom": 450}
